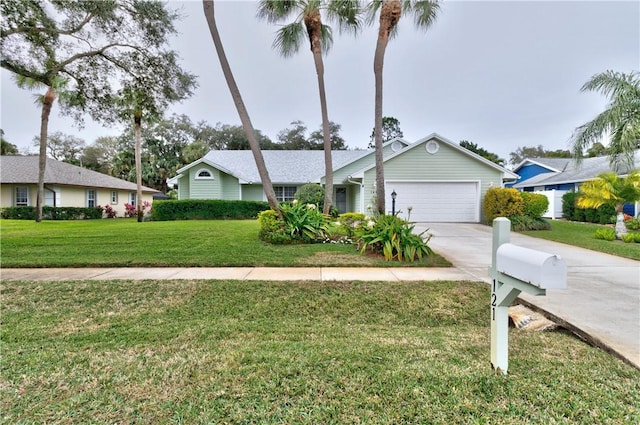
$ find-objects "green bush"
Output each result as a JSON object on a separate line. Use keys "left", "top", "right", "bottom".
{"left": 152, "top": 199, "right": 269, "bottom": 221}
{"left": 562, "top": 191, "right": 615, "bottom": 224}
{"left": 483, "top": 187, "right": 524, "bottom": 223}
{"left": 625, "top": 217, "right": 640, "bottom": 231}
{"left": 280, "top": 201, "right": 329, "bottom": 243}
{"left": 520, "top": 192, "right": 549, "bottom": 219}
{"left": 594, "top": 228, "right": 616, "bottom": 241}
{"left": 509, "top": 214, "right": 552, "bottom": 231}
{"left": 356, "top": 214, "right": 432, "bottom": 262}
{"left": 257, "top": 209, "right": 292, "bottom": 244}
{"left": 620, "top": 232, "right": 640, "bottom": 243}
{"left": 1, "top": 206, "right": 103, "bottom": 220}
{"left": 337, "top": 212, "right": 366, "bottom": 238}
{"left": 295, "top": 184, "right": 325, "bottom": 207}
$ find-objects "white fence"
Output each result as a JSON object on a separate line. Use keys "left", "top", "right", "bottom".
{"left": 535, "top": 189, "right": 567, "bottom": 220}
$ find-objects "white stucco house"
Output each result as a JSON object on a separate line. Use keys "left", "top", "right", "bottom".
{"left": 170, "top": 133, "right": 518, "bottom": 223}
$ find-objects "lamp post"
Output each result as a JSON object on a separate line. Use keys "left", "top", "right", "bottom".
{"left": 391, "top": 190, "right": 397, "bottom": 215}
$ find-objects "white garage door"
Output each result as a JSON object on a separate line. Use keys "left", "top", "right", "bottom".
{"left": 386, "top": 181, "right": 480, "bottom": 222}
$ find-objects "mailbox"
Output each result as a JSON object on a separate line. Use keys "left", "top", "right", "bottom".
{"left": 496, "top": 243, "right": 567, "bottom": 289}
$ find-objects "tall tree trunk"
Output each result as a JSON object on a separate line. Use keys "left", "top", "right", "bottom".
{"left": 373, "top": 0, "right": 402, "bottom": 215}
{"left": 134, "top": 113, "right": 143, "bottom": 222}
{"left": 305, "top": 12, "right": 333, "bottom": 215}
{"left": 36, "top": 86, "right": 56, "bottom": 222}
{"left": 203, "top": 0, "right": 280, "bottom": 214}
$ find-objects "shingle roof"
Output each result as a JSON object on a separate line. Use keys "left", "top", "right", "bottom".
{"left": 194, "top": 150, "right": 371, "bottom": 183}
{"left": 0, "top": 156, "right": 158, "bottom": 192}
{"left": 513, "top": 152, "right": 640, "bottom": 188}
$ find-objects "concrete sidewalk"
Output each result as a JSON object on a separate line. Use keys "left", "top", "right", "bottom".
{"left": 0, "top": 266, "right": 472, "bottom": 282}
{"left": 418, "top": 222, "right": 640, "bottom": 371}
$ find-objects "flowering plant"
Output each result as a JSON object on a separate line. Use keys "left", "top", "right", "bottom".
{"left": 356, "top": 214, "right": 432, "bottom": 262}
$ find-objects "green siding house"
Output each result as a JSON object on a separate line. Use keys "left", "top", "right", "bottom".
{"left": 171, "top": 134, "right": 518, "bottom": 222}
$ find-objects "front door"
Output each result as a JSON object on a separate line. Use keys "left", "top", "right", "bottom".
{"left": 335, "top": 187, "right": 347, "bottom": 213}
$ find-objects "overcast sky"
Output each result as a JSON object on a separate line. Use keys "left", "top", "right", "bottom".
{"left": 1, "top": 0, "right": 638, "bottom": 163}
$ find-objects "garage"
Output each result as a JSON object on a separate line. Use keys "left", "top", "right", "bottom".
{"left": 385, "top": 181, "right": 480, "bottom": 223}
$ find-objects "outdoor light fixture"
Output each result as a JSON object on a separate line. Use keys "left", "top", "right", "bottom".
{"left": 391, "top": 190, "right": 397, "bottom": 215}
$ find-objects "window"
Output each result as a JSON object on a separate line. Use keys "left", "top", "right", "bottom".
{"left": 129, "top": 192, "right": 136, "bottom": 207}
{"left": 87, "top": 189, "right": 97, "bottom": 208}
{"left": 111, "top": 191, "right": 118, "bottom": 204}
{"left": 274, "top": 186, "right": 297, "bottom": 202}
{"left": 195, "top": 168, "right": 214, "bottom": 179}
{"left": 15, "top": 187, "right": 29, "bottom": 206}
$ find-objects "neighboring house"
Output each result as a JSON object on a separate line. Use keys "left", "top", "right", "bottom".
{"left": 171, "top": 133, "right": 518, "bottom": 223}
{"left": 508, "top": 153, "right": 640, "bottom": 218}
{"left": 0, "top": 156, "right": 158, "bottom": 217}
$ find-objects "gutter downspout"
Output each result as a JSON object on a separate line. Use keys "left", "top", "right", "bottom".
{"left": 44, "top": 185, "right": 56, "bottom": 207}
{"left": 346, "top": 176, "right": 364, "bottom": 214}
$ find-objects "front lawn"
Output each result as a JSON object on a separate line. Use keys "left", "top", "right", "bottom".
{"left": 521, "top": 220, "right": 640, "bottom": 260}
{"left": 1, "top": 279, "right": 638, "bottom": 424}
{"left": 0, "top": 219, "right": 449, "bottom": 268}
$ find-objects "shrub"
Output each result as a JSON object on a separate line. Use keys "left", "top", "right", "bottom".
{"left": 624, "top": 217, "right": 640, "bottom": 231}
{"left": 356, "top": 214, "right": 432, "bottom": 262}
{"left": 257, "top": 209, "right": 292, "bottom": 244}
{"left": 280, "top": 201, "right": 329, "bottom": 243}
{"left": 295, "top": 184, "right": 325, "bottom": 207}
{"left": 520, "top": 192, "right": 549, "bottom": 219}
{"left": 594, "top": 228, "right": 616, "bottom": 241}
{"left": 152, "top": 199, "right": 270, "bottom": 221}
{"left": 483, "top": 187, "right": 524, "bottom": 223}
{"left": 562, "top": 191, "right": 615, "bottom": 224}
{"left": 337, "top": 212, "right": 366, "bottom": 238}
{"left": 1, "top": 206, "right": 103, "bottom": 220}
{"left": 102, "top": 204, "right": 117, "bottom": 218}
{"left": 509, "top": 214, "right": 551, "bottom": 231}
{"left": 620, "top": 232, "right": 640, "bottom": 243}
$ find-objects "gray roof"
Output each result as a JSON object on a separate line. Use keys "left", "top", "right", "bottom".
{"left": 0, "top": 156, "right": 158, "bottom": 192}
{"left": 184, "top": 150, "right": 371, "bottom": 183}
{"left": 513, "top": 152, "right": 640, "bottom": 188}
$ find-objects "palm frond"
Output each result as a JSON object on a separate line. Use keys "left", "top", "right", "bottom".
{"left": 273, "top": 22, "right": 306, "bottom": 57}
{"left": 325, "top": 0, "right": 363, "bottom": 35}
{"left": 256, "top": 0, "right": 299, "bottom": 23}
{"left": 320, "top": 23, "right": 333, "bottom": 54}
{"left": 363, "top": 0, "right": 383, "bottom": 25}
{"left": 405, "top": 0, "right": 440, "bottom": 31}
{"left": 581, "top": 70, "right": 640, "bottom": 100}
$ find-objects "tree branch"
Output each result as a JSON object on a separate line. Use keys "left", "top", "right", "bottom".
{"left": 2, "top": 13, "right": 94, "bottom": 38}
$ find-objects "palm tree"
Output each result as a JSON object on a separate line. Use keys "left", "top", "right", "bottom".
{"left": 577, "top": 171, "right": 640, "bottom": 238}
{"left": 257, "top": 0, "right": 361, "bottom": 215}
{"left": 13, "top": 75, "right": 68, "bottom": 222}
{"left": 367, "top": 0, "right": 439, "bottom": 215}
{"left": 570, "top": 70, "right": 640, "bottom": 171}
{"left": 203, "top": 0, "right": 280, "bottom": 213}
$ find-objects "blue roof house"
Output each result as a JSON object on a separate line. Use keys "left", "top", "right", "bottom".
{"left": 508, "top": 153, "right": 640, "bottom": 218}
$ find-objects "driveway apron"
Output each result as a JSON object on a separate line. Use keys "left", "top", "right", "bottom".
{"left": 416, "top": 222, "right": 640, "bottom": 370}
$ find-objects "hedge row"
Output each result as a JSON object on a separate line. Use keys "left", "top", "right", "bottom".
{"left": 152, "top": 199, "right": 270, "bottom": 221}
{"left": 562, "top": 192, "right": 615, "bottom": 224}
{"left": 1, "top": 206, "right": 103, "bottom": 220}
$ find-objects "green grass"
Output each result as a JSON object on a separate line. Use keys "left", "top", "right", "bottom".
{"left": 0, "top": 219, "right": 450, "bottom": 268}
{"left": 1, "top": 279, "right": 638, "bottom": 424}
{"left": 521, "top": 220, "right": 640, "bottom": 260}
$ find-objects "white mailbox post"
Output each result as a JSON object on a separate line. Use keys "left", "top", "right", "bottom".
{"left": 489, "top": 217, "right": 567, "bottom": 375}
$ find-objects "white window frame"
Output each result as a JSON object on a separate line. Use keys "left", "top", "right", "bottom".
{"left": 195, "top": 168, "right": 214, "bottom": 180}
{"left": 15, "top": 187, "right": 29, "bottom": 206}
{"left": 129, "top": 192, "right": 136, "bottom": 207}
{"left": 274, "top": 186, "right": 297, "bottom": 202}
{"left": 111, "top": 191, "right": 118, "bottom": 204}
{"left": 86, "top": 189, "right": 97, "bottom": 208}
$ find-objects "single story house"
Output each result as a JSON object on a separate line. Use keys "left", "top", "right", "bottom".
{"left": 171, "top": 133, "right": 519, "bottom": 223}
{"left": 0, "top": 156, "right": 158, "bottom": 217}
{"left": 507, "top": 153, "right": 640, "bottom": 218}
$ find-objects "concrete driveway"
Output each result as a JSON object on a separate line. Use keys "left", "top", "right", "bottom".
{"left": 416, "top": 222, "right": 640, "bottom": 370}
